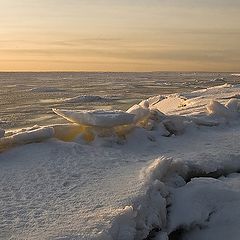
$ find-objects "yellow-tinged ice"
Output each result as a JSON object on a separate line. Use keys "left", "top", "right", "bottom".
{"left": 52, "top": 124, "right": 85, "bottom": 142}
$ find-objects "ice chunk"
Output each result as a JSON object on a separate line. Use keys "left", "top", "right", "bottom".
{"left": 225, "top": 98, "right": 240, "bottom": 112}
{"left": 53, "top": 109, "right": 135, "bottom": 127}
{"left": 0, "top": 126, "right": 54, "bottom": 152}
{"left": 127, "top": 105, "right": 150, "bottom": 123}
{"left": 50, "top": 124, "right": 85, "bottom": 141}
{"left": 147, "top": 95, "right": 166, "bottom": 106}
{"left": 207, "top": 100, "right": 230, "bottom": 117}
{"left": 141, "top": 158, "right": 171, "bottom": 185}
{"left": 141, "top": 157, "right": 187, "bottom": 185}
{"left": 207, "top": 100, "right": 239, "bottom": 119}
{"left": 143, "top": 110, "right": 167, "bottom": 132}
{"left": 51, "top": 111, "right": 136, "bottom": 142}
{"left": 139, "top": 100, "right": 149, "bottom": 109}
{"left": 150, "top": 95, "right": 186, "bottom": 114}
{"left": 156, "top": 123, "right": 171, "bottom": 137}
{"left": 162, "top": 116, "right": 186, "bottom": 135}
{"left": 12, "top": 127, "right": 54, "bottom": 143}
{"left": 191, "top": 117, "right": 219, "bottom": 127}
{"left": 149, "top": 109, "right": 166, "bottom": 122}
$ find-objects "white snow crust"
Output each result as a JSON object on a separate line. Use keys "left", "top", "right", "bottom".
{"left": 167, "top": 175, "right": 240, "bottom": 240}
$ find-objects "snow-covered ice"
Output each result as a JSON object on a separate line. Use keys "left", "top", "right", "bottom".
{"left": 0, "top": 126, "right": 54, "bottom": 152}
{"left": 231, "top": 73, "right": 240, "bottom": 77}
{"left": 52, "top": 109, "right": 135, "bottom": 127}
{"left": 0, "top": 82, "right": 240, "bottom": 240}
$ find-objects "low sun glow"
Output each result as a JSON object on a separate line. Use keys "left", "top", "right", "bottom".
{"left": 0, "top": 0, "right": 240, "bottom": 71}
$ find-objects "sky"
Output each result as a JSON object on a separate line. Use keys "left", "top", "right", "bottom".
{"left": 0, "top": 0, "right": 240, "bottom": 72}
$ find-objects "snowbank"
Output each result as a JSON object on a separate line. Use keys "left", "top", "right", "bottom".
{"left": 104, "top": 146, "right": 240, "bottom": 240}
{"left": 168, "top": 175, "right": 240, "bottom": 240}
{"left": 100, "top": 157, "right": 172, "bottom": 240}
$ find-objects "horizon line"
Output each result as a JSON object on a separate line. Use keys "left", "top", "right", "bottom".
{"left": 0, "top": 70, "right": 239, "bottom": 73}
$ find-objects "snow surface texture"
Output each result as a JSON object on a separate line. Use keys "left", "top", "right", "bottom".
{"left": 0, "top": 83, "right": 240, "bottom": 240}
{"left": 168, "top": 175, "right": 240, "bottom": 240}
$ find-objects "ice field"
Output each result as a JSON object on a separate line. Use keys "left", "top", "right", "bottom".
{"left": 0, "top": 72, "right": 240, "bottom": 240}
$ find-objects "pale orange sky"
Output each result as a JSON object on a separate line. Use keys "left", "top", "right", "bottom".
{"left": 0, "top": 0, "right": 240, "bottom": 71}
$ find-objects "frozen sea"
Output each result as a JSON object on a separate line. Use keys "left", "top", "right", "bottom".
{"left": 0, "top": 72, "right": 239, "bottom": 130}
{"left": 0, "top": 72, "right": 240, "bottom": 240}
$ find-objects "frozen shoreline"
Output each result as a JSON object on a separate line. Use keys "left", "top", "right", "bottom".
{"left": 0, "top": 83, "right": 239, "bottom": 240}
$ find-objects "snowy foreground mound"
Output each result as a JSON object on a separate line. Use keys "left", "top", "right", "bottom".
{"left": 0, "top": 84, "right": 240, "bottom": 240}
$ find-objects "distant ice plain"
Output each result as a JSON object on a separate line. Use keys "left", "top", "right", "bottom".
{"left": 0, "top": 72, "right": 238, "bottom": 130}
